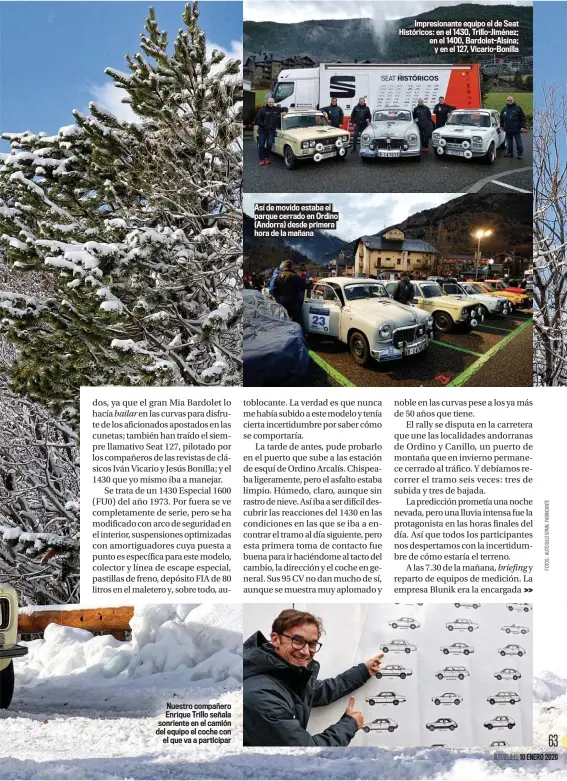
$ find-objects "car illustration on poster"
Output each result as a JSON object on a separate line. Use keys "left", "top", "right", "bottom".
{"left": 381, "top": 639, "right": 417, "bottom": 654}
{"left": 432, "top": 693, "right": 463, "bottom": 706}
{"left": 441, "top": 642, "right": 474, "bottom": 655}
{"left": 363, "top": 718, "right": 398, "bottom": 733}
{"left": 426, "top": 718, "right": 458, "bottom": 732}
{"left": 446, "top": 618, "right": 479, "bottom": 632}
{"left": 494, "top": 668, "right": 522, "bottom": 681}
{"left": 376, "top": 664, "right": 412, "bottom": 679}
{"left": 506, "top": 603, "right": 532, "bottom": 612}
{"left": 484, "top": 715, "right": 516, "bottom": 730}
{"left": 389, "top": 617, "right": 419, "bottom": 629}
{"left": 487, "top": 692, "right": 521, "bottom": 705}
{"left": 501, "top": 625, "right": 530, "bottom": 635}
{"left": 366, "top": 691, "right": 406, "bottom": 706}
{"left": 436, "top": 666, "right": 470, "bottom": 680}
{"left": 499, "top": 644, "right": 525, "bottom": 657}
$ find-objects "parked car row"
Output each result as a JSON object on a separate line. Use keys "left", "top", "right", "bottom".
{"left": 362, "top": 716, "right": 518, "bottom": 733}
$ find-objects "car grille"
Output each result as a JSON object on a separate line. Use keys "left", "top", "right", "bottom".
{"left": 376, "top": 138, "right": 404, "bottom": 149}
{"left": 0, "top": 598, "right": 10, "bottom": 630}
{"left": 393, "top": 325, "right": 425, "bottom": 347}
{"left": 443, "top": 137, "right": 469, "bottom": 147}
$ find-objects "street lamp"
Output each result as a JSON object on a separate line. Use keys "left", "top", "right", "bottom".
{"left": 472, "top": 229, "right": 492, "bottom": 280}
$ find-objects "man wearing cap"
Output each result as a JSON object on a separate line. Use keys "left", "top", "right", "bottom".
{"left": 433, "top": 96, "right": 456, "bottom": 129}
{"left": 500, "top": 96, "right": 528, "bottom": 160}
{"left": 350, "top": 97, "right": 371, "bottom": 153}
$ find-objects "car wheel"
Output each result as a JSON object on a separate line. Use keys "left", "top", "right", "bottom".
{"left": 410, "top": 624, "right": 416, "bottom": 630}
{"left": 382, "top": 647, "right": 389, "bottom": 653}
{"left": 477, "top": 304, "right": 488, "bottom": 319}
{"left": 510, "top": 700, "right": 516, "bottom": 705}
{"left": 487, "top": 724, "right": 493, "bottom": 730}
{"left": 464, "top": 650, "right": 470, "bottom": 655}
{"left": 388, "top": 727, "right": 395, "bottom": 733}
{"left": 468, "top": 627, "right": 474, "bottom": 632}
{"left": 458, "top": 675, "right": 464, "bottom": 680}
{"left": 448, "top": 626, "right": 453, "bottom": 631}
{"left": 433, "top": 311, "right": 454, "bottom": 333}
{"left": 508, "top": 724, "right": 514, "bottom": 729}
{"left": 508, "top": 606, "right": 513, "bottom": 611}
{"left": 517, "top": 652, "right": 523, "bottom": 657}
{"left": 400, "top": 673, "right": 406, "bottom": 680}
{"left": 524, "top": 607, "right": 529, "bottom": 612}
{"left": 437, "top": 674, "right": 444, "bottom": 680}
{"left": 428, "top": 726, "right": 435, "bottom": 732}
{"left": 283, "top": 145, "right": 297, "bottom": 170}
{"left": 506, "top": 629, "right": 511, "bottom": 634}
{"left": 368, "top": 699, "right": 375, "bottom": 706}
{"left": 450, "top": 726, "right": 456, "bottom": 731}
{"left": 500, "top": 651, "right": 506, "bottom": 656}
{"left": 513, "top": 675, "right": 519, "bottom": 681}
{"left": 473, "top": 604, "right": 479, "bottom": 609}
{"left": 391, "top": 623, "right": 398, "bottom": 628}
{"left": 496, "top": 675, "right": 502, "bottom": 680}
{"left": 363, "top": 727, "right": 370, "bottom": 733}
{"left": 443, "top": 649, "right": 449, "bottom": 655}
{"left": 521, "top": 630, "right": 527, "bottom": 634}
{"left": 455, "top": 603, "right": 460, "bottom": 608}
{"left": 483, "top": 142, "right": 496, "bottom": 165}
{"left": 489, "top": 699, "right": 496, "bottom": 705}
{"left": 455, "top": 700, "right": 460, "bottom": 705}
{"left": 348, "top": 330, "right": 371, "bottom": 366}
{"left": 405, "top": 648, "right": 411, "bottom": 654}
{"left": 435, "top": 699, "right": 441, "bottom": 705}
{"left": 393, "top": 700, "right": 399, "bottom": 706}
{"left": 376, "top": 673, "right": 383, "bottom": 679}
{"left": 0, "top": 662, "right": 14, "bottom": 709}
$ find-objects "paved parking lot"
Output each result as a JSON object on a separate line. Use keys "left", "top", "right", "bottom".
{"left": 300, "top": 311, "right": 533, "bottom": 388}
{"left": 243, "top": 132, "right": 532, "bottom": 194}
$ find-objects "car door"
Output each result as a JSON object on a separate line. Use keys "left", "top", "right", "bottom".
{"left": 493, "top": 111, "right": 504, "bottom": 146}
{"left": 273, "top": 113, "right": 285, "bottom": 155}
{"left": 411, "top": 283, "right": 428, "bottom": 312}
{"left": 303, "top": 283, "right": 342, "bottom": 336}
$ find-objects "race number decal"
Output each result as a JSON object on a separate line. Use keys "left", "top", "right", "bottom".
{"left": 309, "top": 307, "right": 330, "bottom": 332}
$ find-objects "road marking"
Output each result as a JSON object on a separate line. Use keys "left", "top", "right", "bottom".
{"left": 478, "top": 323, "right": 514, "bottom": 332}
{"left": 308, "top": 350, "right": 356, "bottom": 387}
{"left": 490, "top": 180, "right": 531, "bottom": 194}
{"left": 432, "top": 340, "right": 482, "bottom": 357}
{"left": 466, "top": 165, "right": 532, "bottom": 193}
{"left": 448, "top": 319, "right": 533, "bottom": 387}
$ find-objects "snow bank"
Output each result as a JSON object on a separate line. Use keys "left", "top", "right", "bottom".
{"left": 17, "top": 603, "right": 243, "bottom": 687}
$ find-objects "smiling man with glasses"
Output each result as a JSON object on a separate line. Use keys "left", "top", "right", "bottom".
{"left": 243, "top": 609, "right": 383, "bottom": 746}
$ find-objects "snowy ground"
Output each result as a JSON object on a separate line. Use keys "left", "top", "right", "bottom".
{"left": 0, "top": 603, "right": 566, "bottom": 780}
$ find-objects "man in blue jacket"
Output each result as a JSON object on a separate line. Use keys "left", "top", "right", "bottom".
{"left": 243, "top": 608, "right": 383, "bottom": 746}
{"left": 500, "top": 96, "right": 528, "bottom": 160}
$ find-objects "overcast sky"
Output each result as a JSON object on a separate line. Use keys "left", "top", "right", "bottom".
{"left": 244, "top": 0, "right": 531, "bottom": 24}
{"left": 243, "top": 193, "right": 463, "bottom": 241}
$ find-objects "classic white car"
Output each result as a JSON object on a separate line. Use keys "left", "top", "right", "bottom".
{"left": 501, "top": 625, "right": 530, "bottom": 635}
{"left": 436, "top": 666, "right": 469, "bottom": 680}
{"left": 376, "top": 664, "right": 412, "bottom": 679}
{"left": 484, "top": 715, "right": 516, "bottom": 730}
{"left": 431, "top": 109, "right": 506, "bottom": 164}
{"left": 360, "top": 108, "right": 421, "bottom": 160}
{"left": 432, "top": 693, "right": 463, "bottom": 706}
{"left": 499, "top": 644, "right": 525, "bottom": 657}
{"left": 263, "top": 109, "right": 351, "bottom": 169}
{"left": 385, "top": 280, "right": 482, "bottom": 333}
{"left": 446, "top": 618, "right": 478, "bottom": 632}
{"left": 441, "top": 642, "right": 474, "bottom": 655}
{"left": 302, "top": 278, "right": 434, "bottom": 366}
{"left": 454, "top": 603, "right": 480, "bottom": 609}
{"left": 381, "top": 639, "right": 417, "bottom": 654}
{"left": 440, "top": 281, "right": 513, "bottom": 318}
{"left": 366, "top": 691, "right": 406, "bottom": 706}
{"left": 363, "top": 718, "right": 398, "bottom": 733}
{"left": 494, "top": 668, "right": 521, "bottom": 681}
{"left": 506, "top": 603, "right": 532, "bottom": 612}
{"left": 389, "top": 617, "right": 419, "bottom": 629}
{"left": 487, "top": 692, "right": 521, "bottom": 705}
{"left": 426, "top": 718, "right": 458, "bottom": 732}
{"left": 0, "top": 584, "right": 28, "bottom": 709}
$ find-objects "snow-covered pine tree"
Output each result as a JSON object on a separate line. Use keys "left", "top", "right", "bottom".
{"left": 0, "top": 2, "right": 242, "bottom": 426}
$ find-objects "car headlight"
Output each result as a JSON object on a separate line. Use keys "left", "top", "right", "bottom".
{"left": 427, "top": 316, "right": 434, "bottom": 328}
{"left": 301, "top": 141, "right": 310, "bottom": 149}
{"left": 406, "top": 133, "right": 418, "bottom": 144}
{"left": 379, "top": 324, "right": 392, "bottom": 339}
{"left": 362, "top": 134, "right": 371, "bottom": 142}
{"left": 432, "top": 132, "right": 440, "bottom": 140}
{"left": 472, "top": 135, "right": 483, "bottom": 144}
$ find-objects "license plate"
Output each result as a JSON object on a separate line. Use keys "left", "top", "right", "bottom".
{"left": 447, "top": 149, "right": 466, "bottom": 157}
{"left": 405, "top": 341, "right": 427, "bottom": 356}
{"left": 378, "top": 150, "right": 400, "bottom": 158}
{"left": 320, "top": 151, "right": 336, "bottom": 159}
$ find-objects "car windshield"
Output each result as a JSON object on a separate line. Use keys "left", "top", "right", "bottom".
{"left": 447, "top": 112, "right": 491, "bottom": 128}
{"left": 463, "top": 283, "right": 483, "bottom": 294}
{"left": 344, "top": 283, "right": 388, "bottom": 301}
{"left": 284, "top": 114, "right": 329, "bottom": 129}
{"left": 373, "top": 110, "right": 412, "bottom": 122}
{"left": 443, "top": 284, "right": 463, "bottom": 295}
{"left": 418, "top": 283, "right": 444, "bottom": 298}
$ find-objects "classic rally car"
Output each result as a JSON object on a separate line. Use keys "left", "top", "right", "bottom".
{"left": 499, "top": 644, "right": 526, "bottom": 657}
{"left": 472, "top": 281, "right": 532, "bottom": 311}
{"left": 494, "top": 668, "right": 521, "bottom": 681}
{"left": 426, "top": 718, "right": 458, "bottom": 732}
{"left": 454, "top": 603, "right": 480, "bottom": 609}
{"left": 440, "top": 281, "right": 513, "bottom": 318}
{"left": 432, "top": 693, "right": 463, "bottom": 705}
{"left": 302, "top": 278, "right": 434, "bottom": 366}
{"left": 484, "top": 715, "right": 516, "bottom": 730}
{"left": 385, "top": 280, "right": 482, "bottom": 333}
{"left": 501, "top": 625, "right": 530, "bottom": 635}
{"left": 360, "top": 108, "right": 421, "bottom": 161}
{"left": 363, "top": 718, "right": 398, "bottom": 733}
{"left": 487, "top": 692, "right": 521, "bottom": 705}
{"left": 431, "top": 109, "right": 505, "bottom": 164}
{"left": 366, "top": 691, "right": 406, "bottom": 706}
{"left": 389, "top": 617, "right": 419, "bottom": 629}
{"left": 376, "top": 664, "right": 412, "bottom": 679}
{"left": 381, "top": 639, "right": 417, "bottom": 654}
{"left": 446, "top": 618, "right": 478, "bottom": 632}
{"left": 441, "top": 642, "right": 474, "bottom": 655}
{"left": 436, "top": 666, "right": 469, "bottom": 680}
{"left": 0, "top": 583, "right": 28, "bottom": 709}
{"left": 259, "top": 109, "right": 351, "bottom": 169}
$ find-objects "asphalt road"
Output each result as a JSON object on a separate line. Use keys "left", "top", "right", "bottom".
{"left": 243, "top": 132, "right": 532, "bottom": 194}
{"left": 298, "top": 310, "right": 533, "bottom": 388}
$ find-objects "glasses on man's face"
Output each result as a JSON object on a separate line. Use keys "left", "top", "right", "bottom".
{"left": 280, "top": 633, "right": 322, "bottom": 653}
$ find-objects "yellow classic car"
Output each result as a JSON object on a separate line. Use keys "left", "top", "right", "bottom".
{"left": 469, "top": 281, "right": 531, "bottom": 310}
{"left": 385, "top": 280, "right": 482, "bottom": 333}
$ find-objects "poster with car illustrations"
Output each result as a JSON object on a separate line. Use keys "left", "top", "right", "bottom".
{"left": 299, "top": 603, "right": 533, "bottom": 748}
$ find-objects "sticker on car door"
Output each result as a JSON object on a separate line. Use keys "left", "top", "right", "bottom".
{"left": 308, "top": 307, "right": 330, "bottom": 332}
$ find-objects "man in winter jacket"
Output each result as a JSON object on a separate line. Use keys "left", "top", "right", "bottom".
{"left": 432, "top": 96, "right": 455, "bottom": 129}
{"left": 243, "top": 609, "right": 384, "bottom": 746}
{"left": 392, "top": 273, "right": 414, "bottom": 305}
{"left": 254, "top": 97, "right": 288, "bottom": 165}
{"left": 321, "top": 97, "right": 344, "bottom": 129}
{"left": 500, "top": 96, "right": 528, "bottom": 160}
{"left": 350, "top": 97, "right": 371, "bottom": 153}
{"left": 413, "top": 98, "right": 433, "bottom": 151}
{"left": 274, "top": 260, "right": 311, "bottom": 323}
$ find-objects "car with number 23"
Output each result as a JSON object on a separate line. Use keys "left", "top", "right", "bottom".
{"left": 302, "top": 278, "right": 433, "bottom": 366}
